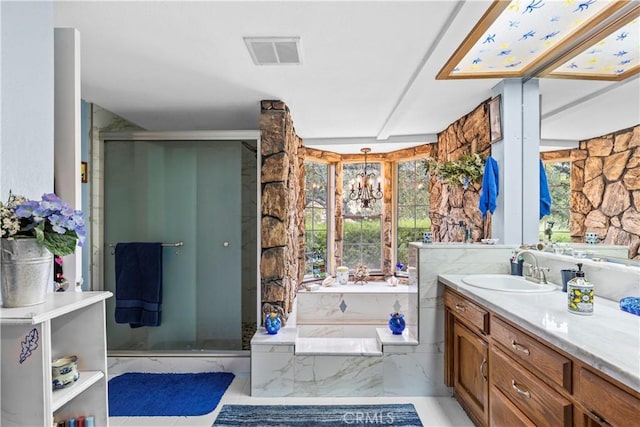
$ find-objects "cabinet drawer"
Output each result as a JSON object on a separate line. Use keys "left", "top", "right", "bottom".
{"left": 490, "top": 386, "right": 535, "bottom": 427}
{"left": 492, "top": 316, "right": 571, "bottom": 391}
{"left": 578, "top": 368, "right": 640, "bottom": 427}
{"left": 492, "top": 347, "right": 572, "bottom": 427}
{"left": 444, "top": 290, "right": 489, "bottom": 335}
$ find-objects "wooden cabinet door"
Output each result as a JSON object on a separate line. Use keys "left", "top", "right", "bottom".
{"left": 453, "top": 320, "right": 489, "bottom": 426}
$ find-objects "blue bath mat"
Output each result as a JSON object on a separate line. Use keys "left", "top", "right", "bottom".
{"left": 108, "top": 372, "right": 234, "bottom": 416}
{"left": 213, "top": 404, "right": 423, "bottom": 426}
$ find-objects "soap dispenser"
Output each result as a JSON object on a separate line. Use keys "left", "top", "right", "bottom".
{"left": 567, "top": 263, "right": 594, "bottom": 315}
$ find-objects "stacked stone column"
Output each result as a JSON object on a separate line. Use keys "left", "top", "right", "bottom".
{"left": 260, "top": 101, "right": 304, "bottom": 324}
{"left": 429, "top": 102, "right": 492, "bottom": 242}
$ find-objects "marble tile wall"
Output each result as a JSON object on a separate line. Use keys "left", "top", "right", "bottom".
{"left": 297, "top": 293, "right": 413, "bottom": 324}
{"left": 411, "top": 243, "right": 514, "bottom": 395}
{"left": 251, "top": 343, "right": 295, "bottom": 395}
{"left": 529, "top": 251, "right": 640, "bottom": 301}
{"left": 293, "top": 355, "right": 383, "bottom": 396}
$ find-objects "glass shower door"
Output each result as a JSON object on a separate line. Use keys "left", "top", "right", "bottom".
{"left": 103, "top": 140, "right": 242, "bottom": 351}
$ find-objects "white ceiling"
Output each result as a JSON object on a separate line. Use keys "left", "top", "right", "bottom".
{"left": 53, "top": 0, "right": 640, "bottom": 154}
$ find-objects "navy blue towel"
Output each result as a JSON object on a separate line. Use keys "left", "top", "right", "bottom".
{"left": 540, "top": 160, "right": 551, "bottom": 219}
{"left": 114, "top": 243, "right": 163, "bottom": 328}
{"left": 478, "top": 156, "right": 499, "bottom": 218}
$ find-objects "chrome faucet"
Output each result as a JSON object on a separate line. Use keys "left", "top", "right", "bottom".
{"left": 515, "top": 249, "right": 549, "bottom": 284}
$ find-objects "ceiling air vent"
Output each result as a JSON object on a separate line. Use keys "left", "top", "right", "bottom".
{"left": 244, "top": 37, "right": 301, "bottom": 65}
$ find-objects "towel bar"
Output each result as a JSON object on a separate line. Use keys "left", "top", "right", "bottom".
{"left": 108, "top": 242, "right": 184, "bottom": 255}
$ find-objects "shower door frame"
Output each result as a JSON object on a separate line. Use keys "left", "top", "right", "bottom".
{"left": 92, "top": 130, "right": 261, "bottom": 356}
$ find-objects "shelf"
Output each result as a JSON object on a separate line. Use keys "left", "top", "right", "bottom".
{"left": 0, "top": 292, "right": 112, "bottom": 325}
{"left": 52, "top": 370, "right": 104, "bottom": 412}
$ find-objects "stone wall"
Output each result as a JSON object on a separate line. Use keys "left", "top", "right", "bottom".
{"left": 570, "top": 125, "right": 640, "bottom": 259}
{"left": 260, "top": 100, "right": 305, "bottom": 324}
{"left": 429, "top": 102, "right": 492, "bottom": 242}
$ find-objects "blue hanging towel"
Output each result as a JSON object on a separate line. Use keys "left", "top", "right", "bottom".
{"left": 478, "top": 156, "right": 499, "bottom": 218}
{"left": 540, "top": 160, "right": 551, "bottom": 219}
{"left": 114, "top": 243, "right": 163, "bottom": 328}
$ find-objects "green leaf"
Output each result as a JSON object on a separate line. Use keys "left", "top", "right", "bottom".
{"left": 34, "top": 223, "right": 45, "bottom": 245}
{"left": 41, "top": 230, "right": 78, "bottom": 256}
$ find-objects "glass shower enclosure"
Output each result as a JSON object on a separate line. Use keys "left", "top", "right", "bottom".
{"left": 102, "top": 133, "right": 257, "bottom": 353}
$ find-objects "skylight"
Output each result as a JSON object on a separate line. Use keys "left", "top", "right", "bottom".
{"left": 547, "top": 15, "right": 639, "bottom": 79}
{"left": 437, "top": 0, "right": 638, "bottom": 81}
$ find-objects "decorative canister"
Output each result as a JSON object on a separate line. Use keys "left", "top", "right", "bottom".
{"left": 567, "top": 263, "right": 593, "bottom": 315}
{"left": 52, "top": 355, "right": 80, "bottom": 390}
{"left": 1, "top": 238, "right": 52, "bottom": 308}
{"left": 421, "top": 231, "right": 433, "bottom": 244}
{"left": 388, "top": 312, "right": 406, "bottom": 335}
{"left": 265, "top": 312, "right": 282, "bottom": 335}
{"left": 585, "top": 232, "right": 599, "bottom": 244}
{"left": 336, "top": 266, "right": 349, "bottom": 285}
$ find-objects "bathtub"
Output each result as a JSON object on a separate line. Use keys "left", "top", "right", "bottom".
{"left": 295, "top": 280, "right": 418, "bottom": 339}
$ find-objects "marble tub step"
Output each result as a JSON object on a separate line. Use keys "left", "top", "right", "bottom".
{"left": 294, "top": 337, "right": 382, "bottom": 356}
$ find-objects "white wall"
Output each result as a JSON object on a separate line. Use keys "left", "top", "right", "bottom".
{"left": 54, "top": 28, "right": 82, "bottom": 290}
{"left": 0, "top": 1, "right": 54, "bottom": 198}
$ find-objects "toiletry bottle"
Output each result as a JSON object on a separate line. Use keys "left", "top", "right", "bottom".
{"left": 567, "top": 263, "right": 593, "bottom": 315}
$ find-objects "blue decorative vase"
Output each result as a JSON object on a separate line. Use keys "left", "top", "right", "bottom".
{"left": 265, "top": 313, "right": 281, "bottom": 335}
{"left": 388, "top": 313, "right": 406, "bottom": 335}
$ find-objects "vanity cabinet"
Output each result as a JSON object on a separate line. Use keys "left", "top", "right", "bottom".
{"left": 443, "top": 287, "right": 640, "bottom": 427}
{"left": 445, "top": 291, "right": 489, "bottom": 426}
{"left": 452, "top": 321, "right": 489, "bottom": 426}
{"left": 0, "top": 292, "right": 112, "bottom": 427}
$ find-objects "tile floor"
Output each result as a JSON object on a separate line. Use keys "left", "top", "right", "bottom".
{"left": 109, "top": 373, "right": 473, "bottom": 427}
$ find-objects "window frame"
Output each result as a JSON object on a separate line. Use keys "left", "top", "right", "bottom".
{"left": 394, "top": 158, "right": 431, "bottom": 271}
{"left": 341, "top": 160, "right": 384, "bottom": 273}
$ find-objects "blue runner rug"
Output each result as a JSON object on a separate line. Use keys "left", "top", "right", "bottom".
{"left": 213, "top": 404, "right": 423, "bottom": 426}
{"left": 108, "top": 372, "right": 235, "bottom": 416}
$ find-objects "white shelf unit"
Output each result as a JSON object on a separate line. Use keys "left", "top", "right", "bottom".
{"left": 1, "top": 291, "right": 112, "bottom": 427}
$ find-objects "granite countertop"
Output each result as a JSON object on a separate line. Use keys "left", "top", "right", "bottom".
{"left": 439, "top": 274, "right": 640, "bottom": 393}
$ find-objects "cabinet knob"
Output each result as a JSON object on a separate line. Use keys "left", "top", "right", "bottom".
{"left": 454, "top": 304, "right": 466, "bottom": 312}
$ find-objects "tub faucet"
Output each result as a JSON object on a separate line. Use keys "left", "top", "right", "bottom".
{"left": 515, "top": 249, "right": 549, "bottom": 284}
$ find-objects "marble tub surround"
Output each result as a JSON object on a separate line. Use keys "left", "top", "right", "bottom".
{"left": 252, "top": 243, "right": 514, "bottom": 397}
{"left": 529, "top": 250, "right": 640, "bottom": 301}
{"left": 439, "top": 274, "right": 640, "bottom": 392}
{"left": 295, "top": 337, "right": 382, "bottom": 356}
{"left": 296, "top": 280, "right": 418, "bottom": 340}
{"left": 250, "top": 325, "right": 436, "bottom": 397}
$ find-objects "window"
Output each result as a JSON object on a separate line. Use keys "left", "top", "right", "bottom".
{"left": 342, "top": 161, "right": 382, "bottom": 272}
{"left": 540, "top": 161, "right": 570, "bottom": 242}
{"left": 304, "top": 161, "right": 329, "bottom": 278}
{"left": 396, "top": 159, "right": 431, "bottom": 267}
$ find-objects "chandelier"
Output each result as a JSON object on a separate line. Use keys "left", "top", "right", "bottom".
{"left": 349, "top": 148, "right": 383, "bottom": 209}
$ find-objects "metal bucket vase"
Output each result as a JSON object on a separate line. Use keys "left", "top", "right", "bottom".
{"left": 1, "top": 238, "right": 52, "bottom": 307}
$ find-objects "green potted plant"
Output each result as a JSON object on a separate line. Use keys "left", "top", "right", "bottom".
{"left": 423, "top": 153, "right": 485, "bottom": 189}
{"left": 0, "top": 192, "right": 85, "bottom": 307}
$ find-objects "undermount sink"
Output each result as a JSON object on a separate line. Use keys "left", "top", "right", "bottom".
{"left": 461, "top": 274, "right": 557, "bottom": 293}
